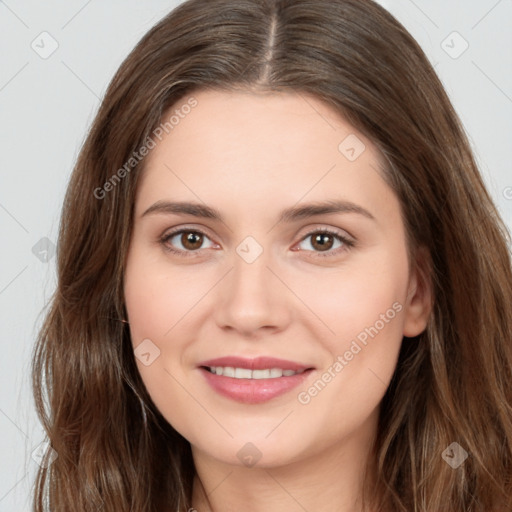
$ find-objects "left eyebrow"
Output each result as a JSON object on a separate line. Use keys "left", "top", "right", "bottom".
{"left": 141, "top": 199, "right": 376, "bottom": 223}
{"left": 278, "top": 199, "right": 375, "bottom": 223}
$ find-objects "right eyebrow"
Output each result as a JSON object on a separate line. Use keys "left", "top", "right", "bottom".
{"left": 141, "top": 200, "right": 223, "bottom": 220}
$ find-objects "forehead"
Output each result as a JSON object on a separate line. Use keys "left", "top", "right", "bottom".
{"left": 135, "top": 89, "right": 397, "bottom": 227}
{"left": 147, "top": 88, "right": 381, "bottom": 166}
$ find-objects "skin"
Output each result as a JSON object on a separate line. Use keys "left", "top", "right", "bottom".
{"left": 123, "top": 89, "right": 432, "bottom": 512}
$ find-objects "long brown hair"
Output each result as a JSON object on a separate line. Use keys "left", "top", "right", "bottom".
{"left": 31, "top": 0, "right": 512, "bottom": 510}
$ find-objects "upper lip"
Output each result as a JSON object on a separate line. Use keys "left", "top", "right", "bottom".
{"left": 199, "top": 356, "right": 313, "bottom": 372}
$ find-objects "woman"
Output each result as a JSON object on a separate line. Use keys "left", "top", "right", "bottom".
{"left": 31, "top": 0, "right": 512, "bottom": 510}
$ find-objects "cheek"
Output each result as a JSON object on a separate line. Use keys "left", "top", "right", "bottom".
{"left": 294, "top": 255, "right": 408, "bottom": 435}
{"left": 123, "top": 247, "right": 199, "bottom": 434}
{"left": 295, "top": 250, "right": 408, "bottom": 347}
{"left": 124, "top": 276, "right": 177, "bottom": 345}
{"left": 123, "top": 246, "right": 217, "bottom": 418}
{"left": 124, "top": 244, "right": 208, "bottom": 345}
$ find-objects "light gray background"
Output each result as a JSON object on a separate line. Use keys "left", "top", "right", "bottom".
{"left": 0, "top": 1, "right": 510, "bottom": 509}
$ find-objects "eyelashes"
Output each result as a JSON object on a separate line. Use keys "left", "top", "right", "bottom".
{"left": 160, "top": 228, "right": 217, "bottom": 257}
{"left": 292, "top": 228, "right": 355, "bottom": 257}
{"left": 159, "top": 227, "right": 355, "bottom": 259}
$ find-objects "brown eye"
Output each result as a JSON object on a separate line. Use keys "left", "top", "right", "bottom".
{"left": 160, "top": 228, "right": 215, "bottom": 256}
{"left": 310, "top": 232, "right": 335, "bottom": 251}
{"left": 296, "top": 229, "right": 355, "bottom": 258}
{"left": 180, "top": 231, "right": 204, "bottom": 251}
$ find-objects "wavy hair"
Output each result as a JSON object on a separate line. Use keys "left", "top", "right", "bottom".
{"left": 32, "top": 0, "right": 512, "bottom": 510}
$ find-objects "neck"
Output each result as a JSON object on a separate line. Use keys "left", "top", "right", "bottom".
{"left": 190, "top": 408, "right": 379, "bottom": 512}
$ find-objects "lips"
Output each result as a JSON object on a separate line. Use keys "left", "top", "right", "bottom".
{"left": 197, "top": 356, "right": 315, "bottom": 404}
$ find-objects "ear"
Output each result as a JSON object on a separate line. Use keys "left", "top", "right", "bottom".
{"left": 402, "top": 246, "right": 433, "bottom": 337}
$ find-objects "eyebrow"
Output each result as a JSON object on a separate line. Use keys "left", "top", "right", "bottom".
{"left": 141, "top": 199, "right": 376, "bottom": 223}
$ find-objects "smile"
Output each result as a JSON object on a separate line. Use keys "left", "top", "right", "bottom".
{"left": 198, "top": 356, "right": 315, "bottom": 404}
{"left": 204, "top": 366, "right": 306, "bottom": 379}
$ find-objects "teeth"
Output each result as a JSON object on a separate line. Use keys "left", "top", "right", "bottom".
{"left": 208, "top": 366, "right": 304, "bottom": 379}
{"left": 253, "top": 369, "right": 273, "bottom": 379}
{"left": 222, "top": 366, "right": 235, "bottom": 378}
{"left": 234, "top": 367, "right": 252, "bottom": 379}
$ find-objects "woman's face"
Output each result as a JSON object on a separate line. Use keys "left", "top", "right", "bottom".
{"left": 124, "top": 89, "right": 430, "bottom": 468}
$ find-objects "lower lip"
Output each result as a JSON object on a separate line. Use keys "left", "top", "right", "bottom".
{"left": 199, "top": 367, "right": 314, "bottom": 404}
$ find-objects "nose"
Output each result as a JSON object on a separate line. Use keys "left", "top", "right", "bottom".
{"left": 212, "top": 247, "right": 292, "bottom": 338}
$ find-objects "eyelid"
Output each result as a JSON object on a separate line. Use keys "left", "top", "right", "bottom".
{"left": 297, "top": 224, "right": 355, "bottom": 243}
{"left": 293, "top": 226, "right": 355, "bottom": 258}
{"left": 159, "top": 225, "right": 216, "bottom": 257}
{"left": 159, "top": 224, "right": 355, "bottom": 258}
